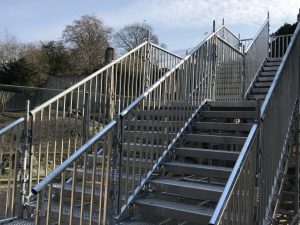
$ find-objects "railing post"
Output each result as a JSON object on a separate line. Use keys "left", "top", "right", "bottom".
{"left": 19, "top": 100, "right": 30, "bottom": 218}
{"left": 145, "top": 31, "right": 151, "bottom": 90}
{"left": 294, "top": 100, "right": 299, "bottom": 224}
{"left": 242, "top": 45, "right": 246, "bottom": 99}
{"left": 255, "top": 99, "right": 262, "bottom": 225}
{"left": 83, "top": 92, "right": 90, "bottom": 143}
{"left": 105, "top": 47, "right": 118, "bottom": 222}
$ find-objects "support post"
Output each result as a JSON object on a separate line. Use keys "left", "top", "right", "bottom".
{"left": 213, "top": 20, "right": 216, "bottom": 32}
{"left": 20, "top": 100, "right": 30, "bottom": 218}
{"left": 242, "top": 45, "right": 246, "bottom": 98}
{"left": 83, "top": 92, "right": 90, "bottom": 143}
{"left": 105, "top": 47, "right": 118, "bottom": 221}
{"left": 294, "top": 100, "right": 299, "bottom": 224}
{"left": 254, "top": 99, "right": 262, "bottom": 225}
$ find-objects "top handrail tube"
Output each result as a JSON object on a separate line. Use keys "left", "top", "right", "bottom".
{"left": 0, "top": 117, "right": 24, "bottom": 135}
{"left": 246, "top": 18, "right": 269, "bottom": 52}
{"left": 216, "top": 36, "right": 243, "bottom": 54}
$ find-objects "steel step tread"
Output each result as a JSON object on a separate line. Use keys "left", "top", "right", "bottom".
{"left": 265, "top": 61, "right": 281, "bottom": 66}
{"left": 122, "top": 222, "right": 156, "bottom": 225}
{"left": 1, "top": 219, "right": 34, "bottom": 225}
{"left": 262, "top": 66, "right": 278, "bottom": 71}
{"left": 174, "top": 147, "right": 240, "bottom": 160}
{"left": 207, "top": 101, "right": 256, "bottom": 108}
{"left": 267, "top": 57, "right": 282, "bottom": 62}
{"left": 260, "top": 71, "right": 276, "bottom": 76}
{"left": 254, "top": 82, "right": 272, "bottom": 87}
{"left": 200, "top": 111, "right": 256, "bottom": 119}
{"left": 257, "top": 76, "right": 274, "bottom": 82}
{"left": 66, "top": 168, "right": 141, "bottom": 181}
{"left": 248, "top": 94, "right": 266, "bottom": 100}
{"left": 49, "top": 201, "right": 100, "bottom": 223}
{"left": 150, "top": 178, "right": 224, "bottom": 196}
{"left": 185, "top": 133, "right": 247, "bottom": 145}
{"left": 194, "top": 121, "right": 252, "bottom": 131}
{"left": 163, "top": 161, "right": 232, "bottom": 179}
{"left": 134, "top": 198, "right": 214, "bottom": 223}
{"left": 251, "top": 87, "right": 269, "bottom": 94}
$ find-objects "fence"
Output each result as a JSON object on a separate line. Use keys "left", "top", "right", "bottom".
{"left": 269, "top": 34, "right": 293, "bottom": 58}
{"left": 0, "top": 40, "right": 182, "bottom": 219}
{"left": 0, "top": 115, "right": 27, "bottom": 219}
{"left": 209, "top": 20, "right": 300, "bottom": 225}
{"left": 0, "top": 84, "right": 62, "bottom": 112}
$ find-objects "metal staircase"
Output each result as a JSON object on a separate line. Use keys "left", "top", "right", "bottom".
{"left": 1, "top": 11, "right": 300, "bottom": 225}
{"left": 247, "top": 57, "right": 282, "bottom": 100}
{"left": 121, "top": 101, "right": 257, "bottom": 225}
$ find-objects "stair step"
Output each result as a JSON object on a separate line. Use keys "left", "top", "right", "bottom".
{"left": 150, "top": 179, "right": 223, "bottom": 201}
{"left": 0, "top": 219, "right": 34, "bottom": 225}
{"left": 50, "top": 202, "right": 100, "bottom": 225}
{"left": 268, "top": 57, "right": 282, "bottom": 62}
{"left": 52, "top": 183, "right": 101, "bottom": 202}
{"left": 207, "top": 101, "right": 256, "bottom": 109}
{"left": 257, "top": 76, "right": 274, "bottom": 82}
{"left": 134, "top": 198, "right": 214, "bottom": 224}
{"left": 123, "top": 130, "right": 172, "bottom": 140}
{"left": 185, "top": 134, "right": 246, "bottom": 145}
{"left": 260, "top": 71, "right": 276, "bottom": 77}
{"left": 263, "top": 66, "right": 278, "bottom": 71}
{"left": 125, "top": 120, "right": 174, "bottom": 128}
{"left": 66, "top": 168, "right": 140, "bottom": 182}
{"left": 132, "top": 109, "right": 194, "bottom": 118}
{"left": 194, "top": 121, "right": 252, "bottom": 132}
{"left": 122, "top": 143, "right": 166, "bottom": 153}
{"left": 251, "top": 87, "right": 269, "bottom": 94}
{"left": 265, "top": 61, "right": 281, "bottom": 67}
{"left": 122, "top": 222, "right": 156, "bottom": 225}
{"left": 163, "top": 162, "right": 232, "bottom": 179}
{"left": 254, "top": 82, "right": 272, "bottom": 88}
{"left": 201, "top": 111, "right": 256, "bottom": 119}
{"left": 248, "top": 94, "right": 266, "bottom": 100}
{"left": 174, "top": 147, "right": 240, "bottom": 161}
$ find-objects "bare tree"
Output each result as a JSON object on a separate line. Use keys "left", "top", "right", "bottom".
{"left": 0, "top": 31, "right": 22, "bottom": 65}
{"left": 114, "top": 23, "right": 159, "bottom": 52}
{"left": 62, "top": 15, "right": 112, "bottom": 74}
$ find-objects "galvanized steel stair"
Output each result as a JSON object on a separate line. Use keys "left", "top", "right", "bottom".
{"left": 121, "top": 100, "right": 257, "bottom": 225}
{"left": 247, "top": 57, "right": 282, "bottom": 100}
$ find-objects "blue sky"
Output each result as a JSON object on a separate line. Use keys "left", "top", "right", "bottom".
{"left": 0, "top": 0, "right": 299, "bottom": 52}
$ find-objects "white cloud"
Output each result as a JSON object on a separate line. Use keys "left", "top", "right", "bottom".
{"left": 101, "top": 0, "right": 299, "bottom": 29}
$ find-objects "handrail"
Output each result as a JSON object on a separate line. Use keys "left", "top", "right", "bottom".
{"left": 216, "top": 36, "right": 243, "bottom": 54}
{"left": 246, "top": 18, "right": 269, "bottom": 52}
{"left": 31, "top": 119, "right": 117, "bottom": 194}
{"left": 209, "top": 124, "right": 258, "bottom": 224}
{"left": 223, "top": 26, "right": 240, "bottom": 41}
{"left": 30, "top": 41, "right": 148, "bottom": 114}
{"left": 148, "top": 42, "right": 183, "bottom": 59}
{"left": 31, "top": 27, "right": 220, "bottom": 196}
{"left": 261, "top": 22, "right": 300, "bottom": 119}
{"left": 120, "top": 33, "right": 213, "bottom": 117}
{"left": 270, "top": 34, "right": 293, "bottom": 38}
{"left": 0, "top": 117, "right": 24, "bottom": 135}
